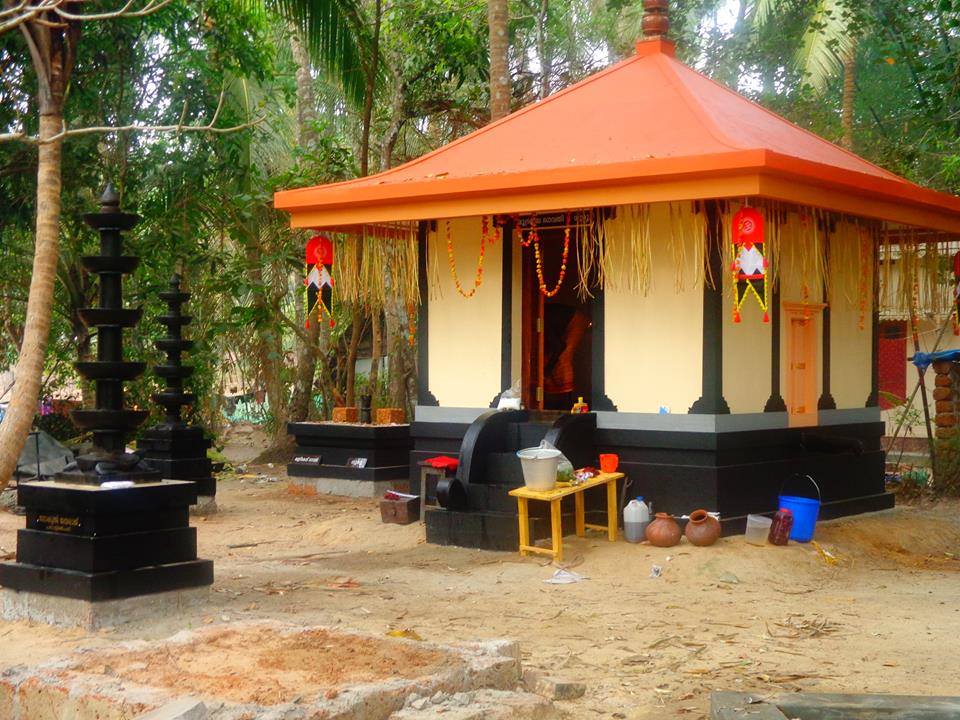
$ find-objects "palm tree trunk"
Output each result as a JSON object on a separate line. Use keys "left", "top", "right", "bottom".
{"left": 344, "top": 308, "right": 364, "bottom": 407}
{"left": 288, "top": 32, "right": 321, "bottom": 422}
{"left": 0, "top": 114, "right": 63, "bottom": 488}
{"left": 359, "top": 0, "right": 383, "bottom": 176}
{"left": 488, "top": 0, "right": 510, "bottom": 121}
{"left": 369, "top": 310, "right": 382, "bottom": 411}
{"left": 841, "top": 43, "right": 857, "bottom": 151}
{"left": 537, "top": 0, "right": 551, "bottom": 100}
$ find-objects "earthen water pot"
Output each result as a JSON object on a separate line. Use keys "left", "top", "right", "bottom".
{"left": 684, "top": 509, "right": 721, "bottom": 547}
{"left": 645, "top": 513, "right": 681, "bottom": 547}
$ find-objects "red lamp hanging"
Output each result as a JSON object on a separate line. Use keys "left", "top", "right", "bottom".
{"left": 305, "top": 235, "right": 334, "bottom": 328}
{"left": 730, "top": 206, "right": 769, "bottom": 323}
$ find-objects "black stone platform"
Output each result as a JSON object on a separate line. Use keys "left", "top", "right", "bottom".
{"left": 287, "top": 422, "right": 412, "bottom": 485}
{"left": 0, "top": 479, "right": 213, "bottom": 601}
{"left": 418, "top": 413, "right": 893, "bottom": 551}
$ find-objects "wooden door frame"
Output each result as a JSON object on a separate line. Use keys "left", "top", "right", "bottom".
{"left": 521, "top": 243, "right": 544, "bottom": 409}
{"left": 783, "top": 302, "right": 825, "bottom": 428}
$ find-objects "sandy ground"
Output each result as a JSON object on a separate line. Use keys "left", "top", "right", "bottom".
{"left": 1, "top": 472, "right": 958, "bottom": 719}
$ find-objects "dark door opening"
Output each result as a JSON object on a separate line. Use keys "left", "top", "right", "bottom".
{"left": 521, "top": 226, "right": 593, "bottom": 411}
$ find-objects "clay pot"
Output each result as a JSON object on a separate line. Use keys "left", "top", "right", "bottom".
{"left": 645, "top": 513, "right": 681, "bottom": 547}
{"left": 684, "top": 509, "right": 721, "bottom": 547}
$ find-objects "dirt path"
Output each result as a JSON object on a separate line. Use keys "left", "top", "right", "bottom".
{"left": 1, "top": 472, "right": 958, "bottom": 719}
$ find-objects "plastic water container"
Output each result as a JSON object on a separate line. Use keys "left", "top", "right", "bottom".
{"left": 623, "top": 497, "right": 650, "bottom": 543}
{"left": 744, "top": 514, "right": 772, "bottom": 545}
{"left": 516, "top": 447, "right": 561, "bottom": 491}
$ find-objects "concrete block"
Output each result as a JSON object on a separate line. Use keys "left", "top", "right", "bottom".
{"left": 522, "top": 670, "right": 587, "bottom": 701}
{"left": 0, "top": 586, "right": 210, "bottom": 630}
{"left": 135, "top": 697, "right": 208, "bottom": 720}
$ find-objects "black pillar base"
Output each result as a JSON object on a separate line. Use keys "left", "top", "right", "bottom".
{"left": 137, "top": 425, "right": 216, "bottom": 497}
{"left": 0, "top": 479, "right": 213, "bottom": 602}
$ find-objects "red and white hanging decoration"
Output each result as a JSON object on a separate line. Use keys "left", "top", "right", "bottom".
{"left": 305, "top": 234, "right": 334, "bottom": 328}
{"left": 730, "top": 206, "right": 769, "bottom": 323}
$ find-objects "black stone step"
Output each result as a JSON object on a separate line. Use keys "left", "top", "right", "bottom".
{"left": 26, "top": 507, "right": 189, "bottom": 536}
{"left": 155, "top": 338, "right": 194, "bottom": 352}
{"left": 79, "top": 307, "right": 142, "bottom": 328}
{"left": 0, "top": 558, "right": 213, "bottom": 601}
{"left": 81, "top": 256, "right": 140, "bottom": 274}
{"left": 154, "top": 391, "right": 194, "bottom": 406}
{"left": 17, "top": 479, "right": 198, "bottom": 515}
{"left": 154, "top": 365, "right": 194, "bottom": 379}
{"left": 83, "top": 209, "right": 140, "bottom": 231}
{"left": 74, "top": 361, "right": 146, "bottom": 381}
{"left": 286, "top": 463, "right": 410, "bottom": 482}
{"left": 16, "top": 526, "right": 197, "bottom": 573}
{"left": 157, "top": 315, "right": 192, "bottom": 328}
{"left": 71, "top": 409, "right": 149, "bottom": 432}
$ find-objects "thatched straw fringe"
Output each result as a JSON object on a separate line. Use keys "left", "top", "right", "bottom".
{"left": 601, "top": 203, "right": 652, "bottom": 294}
{"left": 879, "top": 227, "right": 952, "bottom": 319}
{"left": 331, "top": 223, "right": 420, "bottom": 311}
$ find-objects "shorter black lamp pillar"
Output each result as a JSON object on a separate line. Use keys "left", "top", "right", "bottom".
{"left": 137, "top": 274, "right": 216, "bottom": 498}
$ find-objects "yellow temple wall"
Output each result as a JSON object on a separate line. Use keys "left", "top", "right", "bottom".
{"left": 427, "top": 217, "right": 502, "bottom": 406}
{"left": 829, "top": 238, "right": 873, "bottom": 409}
{"left": 722, "top": 271, "right": 773, "bottom": 413}
{"left": 605, "top": 204, "right": 703, "bottom": 413}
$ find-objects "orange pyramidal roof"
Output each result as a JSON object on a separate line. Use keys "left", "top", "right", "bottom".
{"left": 276, "top": 39, "right": 960, "bottom": 233}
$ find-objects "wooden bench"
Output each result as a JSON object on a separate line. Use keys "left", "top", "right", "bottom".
{"left": 508, "top": 472, "right": 624, "bottom": 561}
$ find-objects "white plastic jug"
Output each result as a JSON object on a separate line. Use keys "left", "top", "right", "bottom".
{"left": 623, "top": 497, "right": 650, "bottom": 543}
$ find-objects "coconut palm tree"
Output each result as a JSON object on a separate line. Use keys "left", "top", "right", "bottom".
{"left": 754, "top": 0, "right": 860, "bottom": 149}
{"left": 0, "top": 0, "right": 367, "bottom": 488}
{"left": 488, "top": 0, "right": 510, "bottom": 121}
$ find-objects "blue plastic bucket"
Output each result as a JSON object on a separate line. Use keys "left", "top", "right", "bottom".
{"left": 777, "top": 474, "right": 821, "bottom": 543}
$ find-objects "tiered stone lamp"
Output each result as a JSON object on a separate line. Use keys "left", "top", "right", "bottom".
{"left": 136, "top": 274, "right": 216, "bottom": 499}
{"left": 0, "top": 186, "right": 213, "bottom": 604}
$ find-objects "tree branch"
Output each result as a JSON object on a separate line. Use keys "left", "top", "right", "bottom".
{"left": 0, "top": 88, "right": 265, "bottom": 145}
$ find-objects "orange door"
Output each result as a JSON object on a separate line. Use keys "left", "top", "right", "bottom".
{"left": 787, "top": 314, "right": 817, "bottom": 427}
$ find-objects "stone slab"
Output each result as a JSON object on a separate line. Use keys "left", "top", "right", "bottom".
{"left": 710, "top": 691, "right": 960, "bottom": 720}
{"left": 0, "top": 585, "right": 211, "bottom": 630}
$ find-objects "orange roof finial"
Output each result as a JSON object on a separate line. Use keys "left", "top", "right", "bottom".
{"left": 636, "top": 0, "right": 675, "bottom": 56}
{"left": 642, "top": 0, "right": 669, "bottom": 39}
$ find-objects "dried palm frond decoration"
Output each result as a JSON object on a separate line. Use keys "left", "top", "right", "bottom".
{"left": 332, "top": 222, "right": 420, "bottom": 312}
{"left": 877, "top": 226, "right": 957, "bottom": 326}
{"left": 601, "top": 203, "right": 652, "bottom": 294}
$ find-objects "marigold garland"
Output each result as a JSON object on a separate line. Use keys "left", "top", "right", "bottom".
{"left": 446, "top": 216, "right": 494, "bottom": 298}
{"left": 534, "top": 217, "right": 571, "bottom": 297}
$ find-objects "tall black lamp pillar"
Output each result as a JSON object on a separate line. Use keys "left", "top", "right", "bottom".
{"left": 0, "top": 186, "right": 213, "bottom": 605}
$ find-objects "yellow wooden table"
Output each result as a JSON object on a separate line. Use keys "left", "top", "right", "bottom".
{"left": 508, "top": 472, "right": 624, "bottom": 561}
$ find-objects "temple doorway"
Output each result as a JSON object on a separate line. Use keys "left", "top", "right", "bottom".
{"left": 520, "top": 217, "right": 593, "bottom": 411}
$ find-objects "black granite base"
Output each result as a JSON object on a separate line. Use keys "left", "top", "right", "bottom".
{"left": 0, "top": 479, "right": 213, "bottom": 602}
{"left": 137, "top": 426, "right": 216, "bottom": 497}
{"left": 287, "top": 421, "right": 412, "bottom": 483}
{"left": 0, "top": 559, "right": 214, "bottom": 602}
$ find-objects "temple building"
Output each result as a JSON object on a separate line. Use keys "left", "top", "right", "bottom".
{"left": 276, "top": 5, "right": 960, "bottom": 547}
